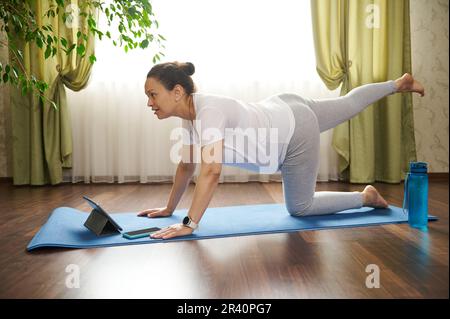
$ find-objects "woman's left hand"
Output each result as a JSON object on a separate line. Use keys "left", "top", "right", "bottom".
{"left": 150, "top": 223, "right": 194, "bottom": 239}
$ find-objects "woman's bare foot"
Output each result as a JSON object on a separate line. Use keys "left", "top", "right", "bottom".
{"left": 362, "top": 185, "right": 389, "bottom": 208}
{"left": 395, "top": 73, "right": 425, "bottom": 97}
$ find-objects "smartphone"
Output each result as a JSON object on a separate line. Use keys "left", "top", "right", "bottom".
{"left": 122, "top": 227, "right": 161, "bottom": 240}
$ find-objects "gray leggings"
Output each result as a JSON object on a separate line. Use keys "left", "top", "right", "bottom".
{"left": 278, "top": 80, "right": 397, "bottom": 216}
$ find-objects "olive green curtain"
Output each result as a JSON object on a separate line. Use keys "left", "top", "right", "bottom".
{"left": 11, "top": 0, "right": 96, "bottom": 185}
{"left": 311, "top": 0, "right": 416, "bottom": 183}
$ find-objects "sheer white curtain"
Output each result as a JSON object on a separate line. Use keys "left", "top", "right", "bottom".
{"left": 65, "top": 0, "right": 340, "bottom": 184}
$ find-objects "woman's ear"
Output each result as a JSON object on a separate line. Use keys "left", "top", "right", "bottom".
{"left": 173, "top": 84, "right": 186, "bottom": 102}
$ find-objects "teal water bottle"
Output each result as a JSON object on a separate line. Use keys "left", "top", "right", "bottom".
{"left": 403, "top": 162, "right": 429, "bottom": 230}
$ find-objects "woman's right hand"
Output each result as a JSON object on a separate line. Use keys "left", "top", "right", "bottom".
{"left": 137, "top": 207, "right": 174, "bottom": 218}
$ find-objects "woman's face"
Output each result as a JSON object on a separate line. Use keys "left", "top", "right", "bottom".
{"left": 144, "top": 77, "right": 180, "bottom": 119}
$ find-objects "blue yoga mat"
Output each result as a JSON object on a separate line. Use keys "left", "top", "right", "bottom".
{"left": 27, "top": 204, "right": 438, "bottom": 251}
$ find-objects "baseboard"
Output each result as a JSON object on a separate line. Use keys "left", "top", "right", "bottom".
{"left": 1, "top": 173, "right": 448, "bottom": 184}
{"left": 428, "top": 172, "right": 449, "bottom": 182}
{"left": 0, "top": 177, "right": 12, "bottom": 184}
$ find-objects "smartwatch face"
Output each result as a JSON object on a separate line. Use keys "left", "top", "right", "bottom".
{"left": 183, "top": 216, "right": 190, "bottom": 225}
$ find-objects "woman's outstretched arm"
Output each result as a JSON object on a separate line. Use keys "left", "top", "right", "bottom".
{"left": 137, "top": 145, "right": 196, "bottom": 218}
{"left": 151, "top": 140, "right": 223, "bottom": 239}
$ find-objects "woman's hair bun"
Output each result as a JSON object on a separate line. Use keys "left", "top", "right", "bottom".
{"left": 179, "top": 62, "right": 195, "bottom": 76}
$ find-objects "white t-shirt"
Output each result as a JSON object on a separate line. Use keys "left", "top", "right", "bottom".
{"left": 181, "top": 92, "right": 295, "bottom": 174}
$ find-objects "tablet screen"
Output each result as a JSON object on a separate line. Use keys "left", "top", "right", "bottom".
{"left": 82, "top": 196, "right": 123, "bottom": 231}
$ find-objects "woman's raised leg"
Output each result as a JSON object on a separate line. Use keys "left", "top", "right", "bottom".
{"left": 281, "top": 73, "right": 425, "bottom": 133}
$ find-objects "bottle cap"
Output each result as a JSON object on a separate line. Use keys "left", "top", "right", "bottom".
{"left": 409, "top": 161, "right": 428, "bottom": 173}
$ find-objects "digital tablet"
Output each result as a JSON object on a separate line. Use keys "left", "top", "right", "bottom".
{"left": 82, "top": 195, "right": 123, "bottom": 232}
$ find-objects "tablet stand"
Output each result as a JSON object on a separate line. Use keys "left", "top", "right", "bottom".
{"left": 84, "top": 208, "right": 122, "bottom": 236}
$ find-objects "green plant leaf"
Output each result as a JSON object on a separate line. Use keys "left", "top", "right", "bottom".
{"left": 12, "top": 67, "right": 18, "bottom": 78}
{"left": 67, "top": 43, "right": 76, "bottom": 54}
{"left": 45, "top": 45, "right": 52, "bottom": 59}
{"left": 140, "top": 39, "right": 149, "bottom": 49}
{"left": 25, "top": 32, "right": 33, "bottom": 42}
{"left": 76, "top": 44, "right": 85, "bottom": 56}
{"left": 88, "top": 16, "right": 96, "bottom": 28}
{"left": 36, "top": 37, "right": 43, "bottom": 48}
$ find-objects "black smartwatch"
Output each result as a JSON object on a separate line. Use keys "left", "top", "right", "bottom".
{"left": 182, "top": 215, "right": 198, "bottom": 230}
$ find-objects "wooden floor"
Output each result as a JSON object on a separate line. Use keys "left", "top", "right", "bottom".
{"left": 0, "top": 180, "right": 448, "bottom": 298}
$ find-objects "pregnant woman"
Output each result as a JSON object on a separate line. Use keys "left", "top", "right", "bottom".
{"left": 138, "top": 61, "right": 425, "bottom": 239}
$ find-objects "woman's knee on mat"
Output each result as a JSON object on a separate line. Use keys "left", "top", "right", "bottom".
{"left": 286, "top": 199, "right": 314, "bottom": 217}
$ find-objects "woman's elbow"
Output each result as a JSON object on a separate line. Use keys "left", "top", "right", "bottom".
{"left": 201, "top": 163, "right": 222, "bottom": 177}
{"left": 180, "top": 161, "right": 197, "bottom": 172}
